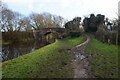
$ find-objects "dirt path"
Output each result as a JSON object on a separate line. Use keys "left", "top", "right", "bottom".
{"left": 71, "top": 35, "right": 94, "bottom": 78}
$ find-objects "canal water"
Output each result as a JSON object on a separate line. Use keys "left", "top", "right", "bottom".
{"left": 1, "top": 40, "right": 50, "bottom": 62}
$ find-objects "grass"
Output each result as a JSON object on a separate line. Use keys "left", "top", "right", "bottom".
{"left": 86, "top": 38, "right": 118, "bottom": 78}
{"left": 2, "top": 36, "right": 85, "bottom": 78}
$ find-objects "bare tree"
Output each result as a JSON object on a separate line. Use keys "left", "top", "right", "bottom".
{"left": 1, "top": 8, "right": 15, "bottom": 32}
{"left": 29, "top": 13, "right": 44, "bottom": 30}
{"left": 1, "top": 2, "right": 67, "bottom": 32}
{"left": 12, "top": 12, "right": 24, "bottom": 31}
{"left": 17, "top": 16, "right": 32, "bottom": 31}
{"left": 53, "top": 15, "right": 66, "bottom": 27}
{"left": 29, "top": 12, "right": 67, "bottom": 29}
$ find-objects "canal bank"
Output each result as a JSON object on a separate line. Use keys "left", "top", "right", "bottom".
{"left": 2, "top": 31, "right": 62, "bottom": 62}
{"left": 2, "top": 36, "right": 85, "bottom": 78}
{"left": 2, "top": 40, "right": 47, "bottom": 62}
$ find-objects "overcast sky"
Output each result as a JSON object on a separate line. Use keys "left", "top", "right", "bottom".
{"left": 2, "top": 0, "right": 119, "bottom": 20}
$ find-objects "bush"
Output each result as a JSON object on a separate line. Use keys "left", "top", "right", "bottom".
{"left": 70, "top": 32, "right": 81, "bottom": 37}
{"left": 2, "top": 31, "right": 34, "bottom": 43}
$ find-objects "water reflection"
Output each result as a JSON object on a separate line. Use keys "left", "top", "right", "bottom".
{"left": 2, "top": 40, "right": 47, "bottom": 62}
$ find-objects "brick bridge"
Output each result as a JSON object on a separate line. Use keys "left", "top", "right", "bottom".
{"left": 32, "top": 28, "right": 68, "bottom": 39}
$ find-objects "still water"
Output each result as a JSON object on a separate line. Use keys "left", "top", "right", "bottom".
{"left": 1, "top": 40, "right": 49, "bottom": 62}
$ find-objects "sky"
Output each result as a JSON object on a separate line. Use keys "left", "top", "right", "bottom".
{"left": 119, "top": 1, "right": 120, "bottom": 16}
{"left": 2, "top": 0, "right": 120, "bottom": 20}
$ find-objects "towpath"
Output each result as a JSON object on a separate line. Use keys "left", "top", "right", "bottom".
{"left": 71, "top": 35, "right": 94, "bottom": 78}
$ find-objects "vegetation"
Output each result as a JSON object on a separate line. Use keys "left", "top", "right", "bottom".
{"left": 2, "top": 32, "right": 34, "bottom": 44}
{"left": 1, "top": 3, "right": 67, "bottom": 32}
{"left": 83, "top": 14, "right": 119, "bottom": 45}
{"left": 86, "top": 38, "right": 118, "bottom": 78}
{"left": 2, "top": 36, "right": 85, "bottom": 78}
{"left": 69, "top": 32, "right": 81, "bottom": 37}
{"left": 65, "top": 17, "right": 81, "bottom": 32}
{"left": 65, "top": 17, "right": 82, "bottom": 37}
{"left": 1, "top": 1, "right": 119, "bottom": 79}
{"left": 1, "top": 1, "right": 67, "bottom": 43}
{"left": 0, "top": 40, "right": 9, "bottom": 45}
{"left": 83, "top": 14, "right": 105, "bottom": 32}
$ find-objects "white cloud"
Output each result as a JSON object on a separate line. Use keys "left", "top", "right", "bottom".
{"left": 3, "top": 0, "right": 28, "bottom": 4}
{"left": 2, "top": 0, "right": 120, "bottom": 20}
{"left": 60, "top": 0, "right": 74, "bottom": 7}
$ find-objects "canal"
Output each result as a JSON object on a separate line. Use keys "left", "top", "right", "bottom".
{"left": 1, "top": 39, "right": 54, "bottom": 62}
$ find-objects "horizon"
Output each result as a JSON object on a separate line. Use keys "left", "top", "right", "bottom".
{"left": 2, "top": 0, "right": 119, "bottom": 20}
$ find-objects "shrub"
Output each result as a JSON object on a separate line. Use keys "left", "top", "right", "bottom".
{"left": 2, "top": 31, "right": 34, "bottom": 43}
{"left": 70, "top": 32, "right": 81, "bottom": 37}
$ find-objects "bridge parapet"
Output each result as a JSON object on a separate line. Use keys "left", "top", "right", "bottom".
{"left": 34, "top": 28, "right": 67, "bottom": 35}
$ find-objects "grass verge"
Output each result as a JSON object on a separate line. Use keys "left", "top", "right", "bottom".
{"left": 2, "top": 36, "right": 85, "bottom": 78}
{"left": 86, "top": 38, "right": 118, "bottom": 78}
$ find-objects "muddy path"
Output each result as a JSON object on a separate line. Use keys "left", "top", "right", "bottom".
{"left": 71, "top": 35, "right": 94, "bottom": 78}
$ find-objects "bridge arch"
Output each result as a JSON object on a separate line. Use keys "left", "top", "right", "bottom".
{"left": 32, "top": 28, "right": 67, "bottom": 43}
{"left": 44, "top": 31, "right": 60, "bottom": 44}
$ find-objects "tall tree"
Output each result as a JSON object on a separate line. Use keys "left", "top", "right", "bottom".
{"left": 29, "top": 12, "right": 67, "bottom": 29}
{"left": 83, "top": 14, "right": 105, "bottom": 32}
{"left": 18, "top": 17, "right": 32, "bottom": 31}
{"left": 29, "top": 13, "right": 44, "bottom": 30}
{"left": 65, "top": 17, "right": 81, "bottom": 32}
